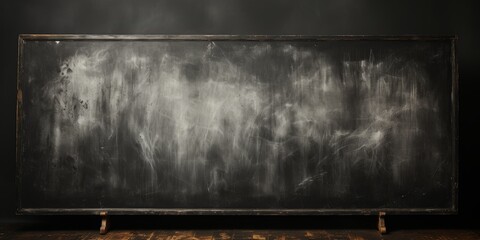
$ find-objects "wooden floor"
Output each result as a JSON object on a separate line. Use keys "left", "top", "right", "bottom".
{"left": 1, "top": 228, "right": 479, "bottom": 240}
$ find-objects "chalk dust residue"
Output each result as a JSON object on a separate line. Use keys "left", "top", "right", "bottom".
{"left": 38, "top": 42, "right": 445, "bottom": 203}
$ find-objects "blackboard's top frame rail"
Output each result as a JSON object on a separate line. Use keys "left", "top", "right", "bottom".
{"left": 18, "top": 208, "right": 456, "bottom": 216}
{"left": 18, "top": 34, "right": 457, "bottom": 42}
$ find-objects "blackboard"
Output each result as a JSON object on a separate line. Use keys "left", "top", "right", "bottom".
{"left": 16, "top": 35, "right": 458, "bottom": 215}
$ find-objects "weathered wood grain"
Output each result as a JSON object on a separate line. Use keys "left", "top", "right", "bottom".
{"left": 1, "top": 228, "right": 479, "bottom": 240}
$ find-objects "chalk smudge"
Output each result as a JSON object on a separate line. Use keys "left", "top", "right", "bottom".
{"left": 20, "top": 40, "right": 453, "bottom": 209}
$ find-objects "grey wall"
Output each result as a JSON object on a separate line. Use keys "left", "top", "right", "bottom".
{"left": 1, "top": 0, "right": 479, "bottom": 228}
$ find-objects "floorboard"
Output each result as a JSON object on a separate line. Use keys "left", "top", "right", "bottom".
{"left": 1, "top": 227, "right": 479, "bottom": 240}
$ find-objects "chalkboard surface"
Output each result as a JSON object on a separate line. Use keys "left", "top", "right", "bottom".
{"left": 16, "top": 35, "right": 457, "bottom": 214}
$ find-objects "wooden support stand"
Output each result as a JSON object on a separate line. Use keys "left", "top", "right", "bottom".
{"left": 100, "top": 211, "right": 109, "bottom": 235}
{"left": 378, "top": 212, "right": 386, "bottom": 234}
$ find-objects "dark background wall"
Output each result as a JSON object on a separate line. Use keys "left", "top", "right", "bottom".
{"left": 1, "top": 0, "right": 479, "bottom": 229}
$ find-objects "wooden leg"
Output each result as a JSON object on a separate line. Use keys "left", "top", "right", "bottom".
{"left": 378, "top": 212, "right": 386, "bottom": 234}
{"left": 100, "top": 211, "right": 109, "bottom": 235}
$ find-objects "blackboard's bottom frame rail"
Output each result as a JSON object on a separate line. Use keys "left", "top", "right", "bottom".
{"left": 18, "top": 208, "right": 455, "bottom": 235}
{"left": 17, "top": 208, "right": 456, "bottom": 215}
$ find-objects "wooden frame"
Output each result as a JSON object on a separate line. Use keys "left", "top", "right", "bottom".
{"left": 16, "top": 34, "right": 459, "bottom": 216}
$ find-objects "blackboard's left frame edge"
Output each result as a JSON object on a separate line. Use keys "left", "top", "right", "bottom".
{"left": 16, "top": 208, "right": 457, "bottom": 216}
{"left": 15, "top": 34, "right": 26, "bottom": 215}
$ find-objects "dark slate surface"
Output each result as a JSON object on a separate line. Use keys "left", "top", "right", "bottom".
{"left": 17, "top": 38, "right": 455, "bottom": 211}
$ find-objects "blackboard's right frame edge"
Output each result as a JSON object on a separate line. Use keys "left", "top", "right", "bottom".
{"left": 451, "top": 35, "right": 459, "bottom": 215}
